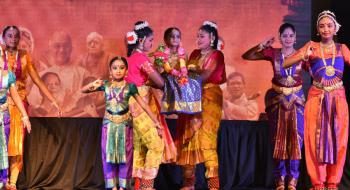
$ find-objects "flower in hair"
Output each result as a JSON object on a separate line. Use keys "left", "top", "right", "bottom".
{"left": 203, "top": 21, "right": 217, "bottom": 29}
{"left": 217, "top": 38, "right": 224, "bottom": 51}
{"left": 135, "top": 21, "right": 149, "bottom": 31}
{"left": 126, "top": 31, "right": 138, "bottom": 44}
{"left": 318, "top": 10, "right": 336, "bottom": 18}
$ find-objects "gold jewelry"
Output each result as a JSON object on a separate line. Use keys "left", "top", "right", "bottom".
{"left": 281, "top": 49, "right": 296, "bottom": 84}
{"left": 110, "top": 80, "right": 126, "bottom": 88}
{"left": 320, "top": 41, "right": 336, "bottom": 77}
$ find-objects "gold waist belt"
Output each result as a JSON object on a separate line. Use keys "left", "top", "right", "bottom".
{"left": 272, "top": 84, "right": 302, "bottom": 95}
{"left": 104, "top": 111, "right": 131, "bottom": 124}
{"left": 203, "top": 83, "right": 219, "bottom": 89}
{"left": 313, "top": 81, "right": 343, "bottom": 92}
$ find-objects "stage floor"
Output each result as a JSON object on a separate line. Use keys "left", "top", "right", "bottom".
{"left": 16, "top": 118, "right": 350, "bottom": 190}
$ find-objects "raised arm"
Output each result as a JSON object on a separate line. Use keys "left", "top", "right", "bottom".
{"left": 9, "top": 85, "right": 31, "bottom": 133}
{"left": 242, "top": 36, "right": 275, "bottom": 60}
{"left": 81, "top": 79, "right": 103, "bottom": 93}
{"left": 283, "top": 42, "right": 313, "bottom": 68}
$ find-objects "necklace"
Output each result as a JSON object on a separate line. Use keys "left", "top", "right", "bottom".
{"left": 111, "top": 80, "right": 126, "bottom": 88}
{"left": 281, "top": 49, "right": 296, "bottom": 83}
{"left": 3, "top": 50, "right": 21, "bottom": 77}
{"left": 320, "top": 41, "right": 335, "bottom": 77}
{"left": 110, "top": 80, "right": 126, "bottom": 103}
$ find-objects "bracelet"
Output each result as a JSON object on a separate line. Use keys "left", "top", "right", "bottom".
{"left": 22, "top": 115, "right": 29, "bottom": 121}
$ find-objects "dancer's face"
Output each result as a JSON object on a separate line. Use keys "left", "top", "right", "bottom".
{"left": 167, "top": 29, "right": 181, "bottom": 48}
{"left": 141, "top": 34, "right": 154, "bottom": 52}
{"left": 318, "top": 17, "right": 336, "bottom": 41}
{"left": 3, "top": 28, "right": 20, "bottom": 49}
{"left": 110, "top": 60, "right": 127, "bottom": 81}
{"left": 279, "top": 27, "right": 296, "bottom": 49}
{"left": 197, "top": 29, "right": 211, "bottom": 50}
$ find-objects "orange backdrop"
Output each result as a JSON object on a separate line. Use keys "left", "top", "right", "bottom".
{"left": 0, "top": 0, "right": 310, "bottom": 119}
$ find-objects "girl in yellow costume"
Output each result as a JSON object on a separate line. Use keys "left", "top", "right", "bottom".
{"left": 125, "top": 21, "right": 176, "bottom": 190}
{"left": 1, "top": 26, "right": 61, "bottom": 189}
{"left": 176, "top": 21, "right": 226, "bottom": 190}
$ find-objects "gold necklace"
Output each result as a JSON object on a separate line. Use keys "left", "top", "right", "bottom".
{"left": 281, "top": 49, "right": 296, "bottom": 83}
{"left": 320, "top": 41, "right": 335, "bottom": 77}
{"left": 111, "top": 80, "right": 126, "bottom": 88}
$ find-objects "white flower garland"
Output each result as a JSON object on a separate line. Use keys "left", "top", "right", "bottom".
{"left": 203, "top": 21, "right": 217, "bottom": 29}
{"left": 135, "top": 21, "right": 149, "bottom": 31}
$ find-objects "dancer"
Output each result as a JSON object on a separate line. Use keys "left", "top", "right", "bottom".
{"left": 1, "top": 25, "right": 60, "bottom": 189}
{"left": 125, "top": 21, "right": 176, "bottom": 190}
{"left": 153, "top": 27, "right": 202, "bottom": 115}
{"left": 242, "top": 23, "right": 304, "bottom": 190}
{"left": 82, "top": 56, "right": 161, "bottom": 190}
{"left": 176, "top": 21, "right": 226, "bottom": 190}
{"left": 284, "top": 10, "right": 349, "bottom": 190}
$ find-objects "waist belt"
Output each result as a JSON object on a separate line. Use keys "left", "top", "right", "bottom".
{"left": 313, "top": 81, "right": 343, "bottom": 92}
{"left": 104, "top": 111, "right": 131, "bottom": 124}
{"left": 272, "top": 84, "right": 302, "bottom": 95}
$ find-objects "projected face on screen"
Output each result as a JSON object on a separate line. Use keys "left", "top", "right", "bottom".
{"left": 227, "top": 75, "right": 245, "bottom": 100}
{"left": 86, "top": 32, "right": 103, "bottom": 54}
{"left": 48, "top": 32, "right": 72, "bottom": 66}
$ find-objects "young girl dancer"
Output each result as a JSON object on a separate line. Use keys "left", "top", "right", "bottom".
{"left": 284, "top": 10, "right": 350, "bottom": 190}
{"left": 154, "top": 27, "right": 202, "bottom": 115}
{"left": 82, "top": 56, "right": 162, "bottom": 190}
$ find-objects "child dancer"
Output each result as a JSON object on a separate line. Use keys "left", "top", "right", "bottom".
{"left": 153, "top": 27, "right": 202, "bottom": 114}
{"left": 81, "top": 56, "right": 162, "bottom": 190}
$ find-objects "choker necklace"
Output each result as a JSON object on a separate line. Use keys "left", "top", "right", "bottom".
{"left": 320, "top": 41, "right": 335, "bottom": 77}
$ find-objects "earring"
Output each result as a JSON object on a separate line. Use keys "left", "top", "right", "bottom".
{"left": 317, "top": 33, "right": 320, "bottom": 36}
{"left": 210, "top": 39, "right": 214, "bottom": 47}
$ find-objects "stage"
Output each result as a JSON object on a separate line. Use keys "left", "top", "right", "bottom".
{"left": 15, "top": 117, "right": 350, "bottom": 190}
